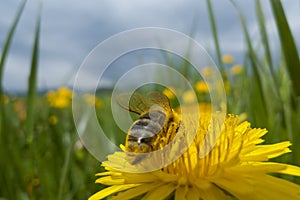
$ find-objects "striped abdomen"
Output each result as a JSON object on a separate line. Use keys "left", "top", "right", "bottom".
{"left": 126, "top": 110, "right": 167, "bottom": 152}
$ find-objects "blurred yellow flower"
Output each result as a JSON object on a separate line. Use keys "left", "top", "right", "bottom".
{"left": 49, "top": 115, "right": 58, "bottom": 125}
{"left": 201, "top": 67, "right": 214, "bottom": 77}
{"left": 84, "top": 94, "right": 95, "bottom": 105}
{"left": 222, "top": 54, "right": 234, "bottom": 64}
{"left": 175, "top": 103, "right": 211, "bottom": 115}
{"left": 84, "top": 94, "right": 103, "bottom": 109}
{"left": 182, "top": 90, "right": 197, "bottom": 104}
{"left": 162, "top": 87, "right": 175, "bottom": 99}
{"left": 231, "top": 64, "right": 243, "bottom": 75}
{"left": 1, "top": 95, "right": 10, "bottom": 104}
{"left": 25, "top": 176, "right": 40, "bottom": 196}
{"left": 13, "top": 100, "right": 26, "bottom": 121}
{"left": 90, "top": 114, "right": 300, "bottom": 200}
{"left": 95, "top": 100, "right": 103, "bottom": 109}
{"left": 46, "top": 87, "right": 73, "bottom": 108}
{"left": 195, "top": 81, "right": 209, "bottom": 93}
{"left": 33, "top": 178, "right": 40, "bottom": 186}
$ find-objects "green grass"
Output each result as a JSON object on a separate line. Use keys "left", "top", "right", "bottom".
{"left": 0, "top": 94, "right": 102, "bottom": 199}
{"left": 1, "top": 0, "right": 300, "bottom": 199}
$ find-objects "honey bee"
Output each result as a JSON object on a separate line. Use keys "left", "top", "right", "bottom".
{"left": 118, "top": 92, "right": 182, "bottom": 164}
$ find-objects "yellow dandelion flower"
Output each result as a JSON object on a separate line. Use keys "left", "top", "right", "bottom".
{"left": 84, "top": 94, "right": 97, "bottom": 105}
{"left": 54, "top": 97, "right": 70, "bottom": 108}
{"left": 1, "top": 95, "right": 10, "bottom": 104}
{"left": 13, "top": 100, "right": 26, "bottom": 121}
{"left": 90, "top": 113, "right": 300, "bottom": 200}
{"left": 49, "top": 115, "right": 58, "bottom": 125}
{"left": 202, "top": 67, "right": 214, "bottom": 77}
{"left": 33, "top": 178, "right": 40, "bottom": 186}
{"left": 195, "top": 81, "right": 209, "bottom": 93}
{"left": 46, "top": 90, "right": 55, "bottom": 100}
{"left": 182, "top": 90, "right": 196, "bottom": 104}
{"left": 175, "top": 103, "right": 211, "bottom": 116}
{"left": 163, "top": 88, "right": 176, "bottom": 100}
{"left": 84, "top": 94, "right": 103, "bottom": 109}
{"left": 95, "top": 99, "right": 103, "bottom": 109}
{"left": 231, "top": 64, "right": 243, "bottom": 75}
{"left": 222, "top": 54, "right": 234, "bottom": 64}
{"left": 46, "top": 87, "right": 73, "bottom": 108}
{"left": 57, "top": 87, "right": 72, "bottom": 99}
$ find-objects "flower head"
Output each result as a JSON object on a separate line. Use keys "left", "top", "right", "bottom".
{"left": 46, "top": 87, "right": 72, "bottom": 108}
{"left": 48, "top": 115, "right": 58, "bottom": 125}
{"left": 84, "top": 94, "right": 103, "bottom": 109}
{"left": 90, "top": 112, "right": 300, "bottom": 200}
{"left": 195, "top": 81, "right": 209, "bottom": 93}
{"left": 13, "top": 99, "right": 26, "bottom": 121}
{"left": 182, "top": 90, "right": 197, "bottom": 104}
{"left": 163, "top": 87, "right": 176, "bottom": 100}
{"left": 1, "top": 95, "right": 10, "bottom": 104}
{"left": 201, "top": 67, "right": 214, "bottom": 77}
{"left": 222, "top": 54, "right": 234, "bottom": 64}
{"left": 231, "top": 64, "right": 244, "bottom": 75}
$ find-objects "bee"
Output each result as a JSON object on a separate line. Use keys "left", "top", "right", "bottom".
{"left": 118, "top": 92, "right": 182, "bottom": 164}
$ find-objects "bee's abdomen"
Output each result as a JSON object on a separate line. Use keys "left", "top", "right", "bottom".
{"left": 128, "top": 110, "right": 167, "bottom": 142}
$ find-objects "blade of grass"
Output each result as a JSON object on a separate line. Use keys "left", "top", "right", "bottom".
{"left": 230, "top": 0, "right": 268, "bottom": 116}
{"left": 270, "top": 0, "right": 300, "bottom": 173}
{"left": 0, "top": 0, "right": 27, "bottom": 141}
{"left": 0, "top": 1, "right": 27, "bottom": 198}
{"left": 280, "top": 67, "right": 300, "bottom": 176}
{"left": 206, "top": 0, "right": 224, "bottom": 71}
{"left": 255, "top": 0, "right": 276, "bottom": 81}
{"left": 270, "top": 0, "right": 300, "bottom": 97}
{"left": 0, "top": 0, "right": 27, "bottom": 97}
{"left": 26, "top": 3, "right": 42, "bottom": 143}
{"left": 182, "top": 16, "right": 198, "bottom": 81}
{"left": 255, "top": 0, "right": 283, "bottom": 117}
{"left": 26, "top": 3, "right": 42, "bottom": 198}
{"left": 57, "top": 135, "right": 76, "bottom": 200}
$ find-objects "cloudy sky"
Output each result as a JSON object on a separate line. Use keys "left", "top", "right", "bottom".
{"left": 0, "top": 0, "right": 299, "bottom": 92}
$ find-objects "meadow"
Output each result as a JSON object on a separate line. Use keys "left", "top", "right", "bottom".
{"left": 1, "top": 0, "right": 300, "bottom": 199}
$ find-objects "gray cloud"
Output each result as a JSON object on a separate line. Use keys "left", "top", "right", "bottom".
{"left": 0, "top": 0, "right": 299, "bottom": 92}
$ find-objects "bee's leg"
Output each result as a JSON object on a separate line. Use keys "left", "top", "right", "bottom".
{"left": 131, "top": 154, "right": 146, "bottom": 165}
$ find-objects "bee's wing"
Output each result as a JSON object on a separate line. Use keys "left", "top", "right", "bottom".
{"left": 117, "top": 93, "right": 149, "bottom": 115}
{"left": 147, "top": 92, "right": 172, "bottom": 112}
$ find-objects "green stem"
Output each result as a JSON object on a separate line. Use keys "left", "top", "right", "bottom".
{"left": 270, "top": 0, "right": 300, "bottom": 97}
{"left": 255, "top": 0, "right": 276, "bottom": 79}
{"left": 26, "top": 2, "right": 43, "bottom": 199}
{"left": 230, "top": 0, "right": 268, "bottom": 116}
{"left": 57, "top": 135, "right": 76, "bottom": 200}
{"left": 26, "top": 2, "right": 42, "bottom": 143}
{"left": 0, "top": 0, "right": 27, "bottom": 98}
{"left": 206, "top": 0, "right": 224, "bottom": 71}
